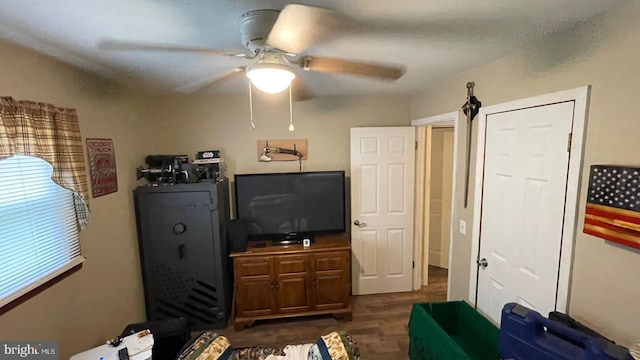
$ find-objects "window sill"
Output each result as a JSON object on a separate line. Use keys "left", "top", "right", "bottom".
{"left": 0, "top": 256, "right": 86, "bottom": 313}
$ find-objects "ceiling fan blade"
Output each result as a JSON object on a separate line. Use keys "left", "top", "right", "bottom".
{"left": 298, "top": 56, "right": 405, "bottom": 81}
{"left": 98, "top": 40, "right": 250, "bottom": 57}
{"left": 267, "top": 4, "right": 342, "bottom": 55}
{"left": 291, "top": 76, "right": 314, "bottom": 102}
{"left": 174, "top": 67, "right": 245, "bottom": 94}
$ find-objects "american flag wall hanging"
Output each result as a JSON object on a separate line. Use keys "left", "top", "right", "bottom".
{"left": 584, "top": 165, "right": 640, "bottom": 250}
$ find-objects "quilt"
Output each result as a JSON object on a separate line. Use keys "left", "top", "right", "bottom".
{"left": 176, "top": 330, "right": 359, "bottom": 360}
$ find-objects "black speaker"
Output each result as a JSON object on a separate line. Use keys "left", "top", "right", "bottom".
{"left": 228, "top": 219, "right": 248, "bottom": 253}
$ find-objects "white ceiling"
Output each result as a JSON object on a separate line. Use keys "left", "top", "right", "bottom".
{"left": 0, "top": 0, "right": 628, "bottom": 97}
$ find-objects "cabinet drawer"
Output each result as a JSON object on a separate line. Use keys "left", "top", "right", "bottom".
{"left": 314, "top": 251, "right": 349, "bottom": 271}
{"left": 276, "top": 255, "right": 308, "bottom": 274}
{"left": 235, "top": 256, "right": 271, "bottom": 277}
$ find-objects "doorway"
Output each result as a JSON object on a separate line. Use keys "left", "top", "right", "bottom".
{"left": 428, "top": 127, "right": 454, "bottom": 269}
{"left": 411, "top": 111, "right": 459, "bottom": 292}
{"left": 469, "top": 86, "right": 590, "bottom": 324}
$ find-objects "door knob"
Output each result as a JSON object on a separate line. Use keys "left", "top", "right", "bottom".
{"left": 353, "top": 220, "right": 367, "bottom": 227}
{"left": 477, "top": 257, "right": 488, "bottom": 269}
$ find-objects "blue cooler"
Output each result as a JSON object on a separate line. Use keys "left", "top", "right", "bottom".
{"left": 499, "top": 303, "right": 632, "bottom": 360}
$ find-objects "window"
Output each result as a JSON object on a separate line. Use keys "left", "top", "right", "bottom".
{"left": 0, "top": 155, "right": 85, "bottom": 307}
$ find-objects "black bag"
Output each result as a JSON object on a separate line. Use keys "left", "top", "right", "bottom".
{"left": 121, "top": 317, "right": 191, "bottom": 360}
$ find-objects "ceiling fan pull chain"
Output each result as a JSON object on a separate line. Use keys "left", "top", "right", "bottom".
{"left": 249, "top": 81, "right": 256, "bottom": 130}
{"left": 288, "top": 85, "right": 294, "bottom": 131}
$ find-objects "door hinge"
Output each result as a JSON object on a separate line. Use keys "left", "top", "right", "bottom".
{"left": 567, "top": 133, "right": 572, "bottom": 152}
{"left": 412, "top": 261, "right": 415, "bottom": 269}
{"left": 415, "top": 141, "right": 418, "bottom": 150}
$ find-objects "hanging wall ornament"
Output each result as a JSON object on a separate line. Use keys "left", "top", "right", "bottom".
{"left": 583, "top": 165, "right": 640, "bottom": 250}
{"left": 257, "top": 139, "right": 307, "bottom": 161}
{"left": 461, "top": 81, "right": 482, "bottom": 208}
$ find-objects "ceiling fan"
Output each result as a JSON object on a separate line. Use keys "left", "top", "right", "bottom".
{"left": 98, "top": 4, "right": 406, "bottom": 100}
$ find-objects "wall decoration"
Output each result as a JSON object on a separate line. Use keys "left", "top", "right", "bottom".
{"left": 583, "top": 165, "right": 640, "bottom": 250}
{"left": 86, "top": 138, "right": 118, "bottom": 197}
{"left": 257, "top": 139, "right": 308, "bottom": 162}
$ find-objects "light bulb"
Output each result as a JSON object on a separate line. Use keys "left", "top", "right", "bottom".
{"left": 246, "top": 64, "right": 295, "bottom": 94}
{"left": 289, "top": 123, "right": 295, "bottom": 131}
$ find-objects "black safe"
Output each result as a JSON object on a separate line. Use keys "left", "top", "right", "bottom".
{"left": 133, "top": 180, "right": 231, "bottom": 330}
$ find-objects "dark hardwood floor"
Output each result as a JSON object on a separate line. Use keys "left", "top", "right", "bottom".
{"left": 221, "top": 266, "right": 448, "bottom": 359}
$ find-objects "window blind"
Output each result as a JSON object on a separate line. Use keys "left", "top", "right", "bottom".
{"left": 0, "top": 155, "right": 85, "bottom": 307}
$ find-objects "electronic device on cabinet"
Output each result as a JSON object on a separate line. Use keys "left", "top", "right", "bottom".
{"left": 136, "top": 150, "right": 226, "bottom": 185}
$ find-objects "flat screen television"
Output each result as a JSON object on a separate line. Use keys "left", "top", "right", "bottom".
{"left": 234, "top": 171, "right": 346, "bottom": 242}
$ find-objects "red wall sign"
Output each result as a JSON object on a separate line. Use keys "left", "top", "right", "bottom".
{"left": 86, "top": 138, "right": 118, "bottom": 197}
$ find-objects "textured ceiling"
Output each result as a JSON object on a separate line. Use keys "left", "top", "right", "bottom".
{"left": 0, "top": 0, "right": 628, "bottom": 96}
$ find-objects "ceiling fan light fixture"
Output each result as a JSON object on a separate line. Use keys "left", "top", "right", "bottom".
{"left": 246, "top": 63, "right": 295, "bottom": 94}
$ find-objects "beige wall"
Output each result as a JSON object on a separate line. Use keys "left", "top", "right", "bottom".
{"left": 146, "top": 92, "right": 412, "bottom": 177}
{"left": 412, "top": 1, "right": 640, "bottom": 346}
{"left": 0, "top": 39, "right": 151, "bottom": 358}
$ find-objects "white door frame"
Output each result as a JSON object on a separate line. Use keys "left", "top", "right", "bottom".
{"left": 468, "top": 86, "right": 591, "bottom": 312}
{"left": 411, "top": 111, "right": 459, "bottom": 296}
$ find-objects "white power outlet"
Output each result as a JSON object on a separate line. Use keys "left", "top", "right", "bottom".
{"left": 459, "top": 220, "right": 467, "bottom": 235}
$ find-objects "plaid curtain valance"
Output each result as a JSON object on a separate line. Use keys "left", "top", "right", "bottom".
{"left": 0, "top": 97, "right": 90, "bottom": 228}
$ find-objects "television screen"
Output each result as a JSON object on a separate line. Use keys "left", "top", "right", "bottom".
{"left": 234, "top": 171, "right": 345, "bottom": 240}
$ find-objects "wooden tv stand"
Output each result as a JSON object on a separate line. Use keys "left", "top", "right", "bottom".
{"left": 230, "top": 233, "right": 352, "bottom": 330}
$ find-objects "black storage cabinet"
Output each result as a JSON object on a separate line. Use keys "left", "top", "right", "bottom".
{"left": 134, "top": 180, "right": 231, "bottom": 330}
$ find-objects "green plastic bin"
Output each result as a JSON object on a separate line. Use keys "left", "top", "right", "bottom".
{"left": 408, "top": 301, "right": 500, "bottom": 360}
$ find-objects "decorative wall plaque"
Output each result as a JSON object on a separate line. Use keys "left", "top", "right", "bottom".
{"left": 86, "top": 138, "right": 118, "bottom": 197}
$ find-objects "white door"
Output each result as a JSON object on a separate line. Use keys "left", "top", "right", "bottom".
{"left": 350, "top": 127, "right": 415, "bottom": 295}
{"left": 475, "top": 101, "right": 574, "bottom": 324}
